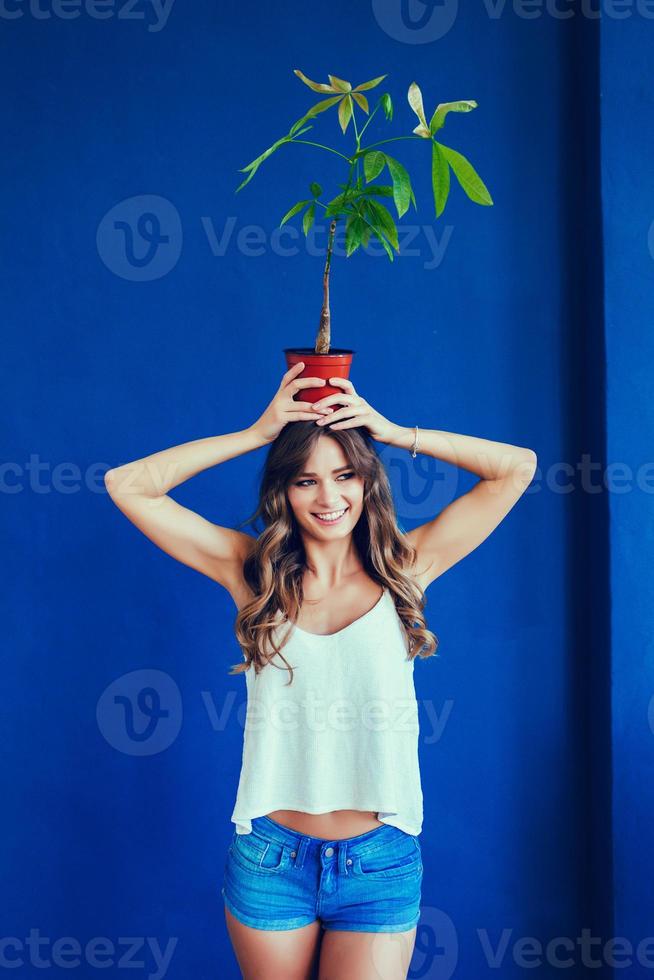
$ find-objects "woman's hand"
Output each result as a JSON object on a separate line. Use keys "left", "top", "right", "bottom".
{"left": 310, "top": 377, "right": 397, "bottom": 443}
{"left": 250, "top": 362, "right": 334, "bottom": 444}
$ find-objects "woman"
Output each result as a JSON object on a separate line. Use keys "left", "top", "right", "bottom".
{"left": 105, "top": 361, "right": 536, "bottom": 980}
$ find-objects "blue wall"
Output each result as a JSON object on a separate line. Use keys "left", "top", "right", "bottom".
{"left": 1, "top": 2, "right": 649, "bottom": 977}
{"left": 601, "top": 17, "right": 654, "bottom": 978}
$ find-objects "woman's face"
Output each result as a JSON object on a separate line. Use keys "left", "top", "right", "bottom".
{"left": 286, "top": 435, "right": 365, "bottom": 541}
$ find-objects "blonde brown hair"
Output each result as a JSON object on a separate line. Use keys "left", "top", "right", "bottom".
{"left": 230, "top": 421, "right": 438, "bottom": 684}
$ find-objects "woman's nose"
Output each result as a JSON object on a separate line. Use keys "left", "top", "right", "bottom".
{"left": 316, "top": 490, "right": 343, "bottom": 508}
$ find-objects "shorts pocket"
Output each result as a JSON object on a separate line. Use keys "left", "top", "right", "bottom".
{"left": 352, "top": 836, "right": 422, "bottom": 880}
{"left": 229, "top": 830, "right": 291, "bottom": 875}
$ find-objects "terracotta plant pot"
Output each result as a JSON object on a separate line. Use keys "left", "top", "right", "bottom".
{"left": 284, "top": 348, "right": 355, "bottom": 406}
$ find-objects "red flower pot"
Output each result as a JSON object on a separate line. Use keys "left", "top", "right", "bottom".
{"left": 284, "top": 348, "right": 355, "bottom": 406}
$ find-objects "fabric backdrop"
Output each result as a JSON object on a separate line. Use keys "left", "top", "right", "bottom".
{"left": 2, "top": 2, "right": 652, "bottom": 977}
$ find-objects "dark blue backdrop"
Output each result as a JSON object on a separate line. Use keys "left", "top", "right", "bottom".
{"left": 2, "top": 2, "right": 652, "bottom": 978}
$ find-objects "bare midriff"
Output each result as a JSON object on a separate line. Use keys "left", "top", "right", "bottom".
{"left": 264, "top": 808, "right": 384, "bottom": 840}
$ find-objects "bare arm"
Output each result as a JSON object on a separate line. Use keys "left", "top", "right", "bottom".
{"left": 390, "top": 425, "right": 537, "bottom": 589}
{"left": 104, "top": 363, "right": 330, "bottom": 601}
{"left": 104, "top": 427, "right": 266, "bottom": 598}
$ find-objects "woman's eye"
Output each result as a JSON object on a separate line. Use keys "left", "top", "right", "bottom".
{"left": 294, "top": 472, "right": 355, "bottom": 488}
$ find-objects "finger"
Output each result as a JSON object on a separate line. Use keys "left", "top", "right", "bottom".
{"left": 292, "top": 377, "right": 327, "bottom": 389}
{"left": 287, "top": 412, "right": 325, "bottom": 422}
{"left": 328, "top": 418, "right": 362, "bottom": 430}
{"left": 280, "top": 362, "right": 305, "bottom": 387}
{"left": 317, "top": 406, "right": 361, "bottom": 426}
{"left": 291, "top": 403, "right": 334, "bottom": 415}
{"left": 311, "top": 393, "right": 354, "bottom": 410}
{"left": 328, "top": 376, "right": 356, "bottom": 391}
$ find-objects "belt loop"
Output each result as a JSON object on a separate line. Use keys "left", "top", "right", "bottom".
{"left": 294, "top": 836, "right": 308, "bottom": 869}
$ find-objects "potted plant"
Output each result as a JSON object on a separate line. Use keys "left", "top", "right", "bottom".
{"left": 236, "top": 69, "right": 493, "bottom": 404}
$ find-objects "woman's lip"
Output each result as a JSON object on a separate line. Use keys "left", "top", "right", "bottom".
{"left": 311, "top": 506, "right": 349, "bottom": 524}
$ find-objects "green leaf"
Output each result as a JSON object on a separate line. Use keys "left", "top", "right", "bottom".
{"left": 310, "top": 182, "right": 323, "bottom": 197}
{"left": 288, "top": 113, "right": 317, "bottom": 136}
{"left": 329, "top": 74, "right": 352, "bottom": 93}
{"left": 289, "top": 114, "right": 310, "bottom": 136}
{"left": 351, "top": 92, "right": 370, "bottom": 113}
{"left": 407, "top": 82, "right": 430, "bottom": 137}
{"left": 293, "top": 69, "right": 337, "bottom": 94}
{"left": 365, "top": 198, "right": 399, "bottom": 251}
{"left": 302, "top": 202, "right": 316, "bottom": 235}
{"left": 363, "top": 150, "right": 386, "bottom": 183}
{"left": 431, "top": 142, "right": 450, "bottom": 218}
{"left": 325, "top": 189, "right": 358, "bottom": 216}
{"left": 236, "top": 136, "right": 291, "bottom": 191}
{"left": 384, "top": 154, "right": 412, "bottom": 218}
{"left": 306, "top": 95, "right": 343, "bottom": 118}
{"left": 368, "top": 224, "right": 394, "bottom": 261}
{"left": 353, "top": 74, "right": 387, "bottom": 92}
{"left": 325, "top": 202, "right": 357, "bottom": 219}
{"left": 381, "top": 92, "right": 393, "bottom": 121}
{"left": 361, "top": 224, "right": 372, "bottom": 247}
{"left": 345, "top": 214, "right": 367, "bottom": 256}
{"left": 235, "top": 161, "right": 263, "bottom": 192}
{"left": 338, "top": 95, "right": 353, "bottom": 134}
{"left": 360, "top": 184, "right": 394, "bottom": 197}
{"left": 437, "top": 143, "right": 493, "bottom": 206}
{"left": 429, "top": 100, "right": 478, "bottom": 135}
{"left": 279, "top": 199, "right": 312, "bottom": 227}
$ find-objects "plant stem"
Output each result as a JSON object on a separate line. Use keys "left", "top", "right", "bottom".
{"left": 350, "top": 100, "right": 362, "bottom": 185}
{"left": 357, "top": 102, "right": 381, "bottom": 141}
{"left": 357, "top": 135, "right": 423, "bottom": 153}
{"left": 315, "top": 219, "right": 337, "bottom": 354}
{"left": 292, "top": 140, "right": 351, "bottom": 162}
{"left": 351, "top": 100, "right": 360, "bottom": 143}
{"left": 313, "top": 101, "right": 364, "bottom": 356}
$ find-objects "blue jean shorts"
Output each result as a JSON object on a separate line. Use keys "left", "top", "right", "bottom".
{"left": 221, "top": 814, "right": 423, "bottom": 933}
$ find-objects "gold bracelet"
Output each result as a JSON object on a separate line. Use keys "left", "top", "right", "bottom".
{"left": 411, "top": 425, "right": 419, "bottom": 458}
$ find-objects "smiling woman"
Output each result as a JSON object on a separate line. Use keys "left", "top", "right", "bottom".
{"left": 291, "top": 462, "right": 358, "bottom": 526}
{"left": 232, "top": 397, "right": 436, "bottom": 689}
{"left": 105, "top": 360, "right": 535, "bottom": 976}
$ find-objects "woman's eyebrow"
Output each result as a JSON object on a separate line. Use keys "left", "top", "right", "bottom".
{"left": 296, "top": 466, "right": 353, "bottom": 477}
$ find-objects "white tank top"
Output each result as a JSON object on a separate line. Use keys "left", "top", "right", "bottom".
{"left": 230, "top": 586, "right": 424, "bottom": 837}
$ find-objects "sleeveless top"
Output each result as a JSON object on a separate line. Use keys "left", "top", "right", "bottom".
{"left": 230, "top": 586, "right": 424, "bottom": 837}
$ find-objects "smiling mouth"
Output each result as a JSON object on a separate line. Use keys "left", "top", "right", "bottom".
{"left": 312, "top": 506, "right": 349, "bottom": 525}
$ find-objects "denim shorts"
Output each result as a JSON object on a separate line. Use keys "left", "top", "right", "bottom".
{"left": 221, "top": 814, "right": 423, "bottom": 933}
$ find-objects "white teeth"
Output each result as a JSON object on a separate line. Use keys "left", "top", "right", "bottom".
{"left": 314, "top": 508, "right": 347, "bottom": 522}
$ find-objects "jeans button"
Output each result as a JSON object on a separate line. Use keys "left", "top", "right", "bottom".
{"left": 346, "top": 858, "right": 352, "bottom": 866}
{"left": 290, "top": 850, "right": 297, "bottom": 858}
{"left": 325, "top": 846, "right": 334, "bottom": 857}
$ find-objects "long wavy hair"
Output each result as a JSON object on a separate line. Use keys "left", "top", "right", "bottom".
{"left": 230, "top": 421, "right": 439, "bottom": 685}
